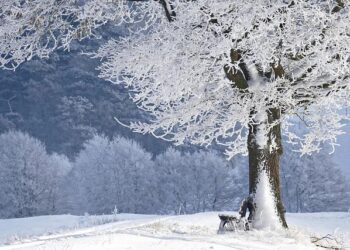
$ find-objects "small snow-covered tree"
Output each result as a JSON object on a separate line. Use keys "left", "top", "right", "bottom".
{"left": 108, "top": 135, "right": 156, "bottom": 213}
{"left": 0, "top": 131, "right": 69, "bottom": 218}
{"left": 45, "top": 153, "right": 72, "bottom": 214}
{"left": 74, "top": 134, "right": 154, "bottom": 214}
{"left": 2, "top": 0, "right": 350, "bottom": 228}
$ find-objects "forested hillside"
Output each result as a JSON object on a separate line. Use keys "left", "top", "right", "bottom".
{"left": 0, "top": 33, "right": 169, "bottom": 157}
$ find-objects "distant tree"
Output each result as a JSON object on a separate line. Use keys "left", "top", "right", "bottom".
{"left": 0, "top": 91, "right": 22, "bottom": 131}
{"left": 74, "top": 134, "right": 155, "bottom": 214}
{"left": 0, "top": 131, "right": 70, "bottom": 218}
{"left": 56, "top": 95, "right": 96, "bottom": 152}
{"left": 45, "top": 153, "right": 72, "bottom": 214}
{"left": 154, "top": 148, "right": 244, "bottom": 214}
{"left": 281, "top": 145, "right": 350, "bottom": 213}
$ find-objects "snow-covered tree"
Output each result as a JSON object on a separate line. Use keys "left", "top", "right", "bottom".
{"left": 73, "top": 134, "right": 155, "bottom": 214}
{"left": 95, "top": 0, "right": 350, "bottom": 228}
{"left": 281, "top": 144, "right": 350, "bottom": 213}
{"left": 45, "top": 153, "right": 72, "bottom": 214}
{"left": 0, "top": 131, "right": 71, "bottom": 218}
{"left": 2, "top": 0, "right": 350, "bottom": 228}
{"left": 154, "top": 148, "right": 242, "bottom": 214}
{"left": 72, "top": 138, "right": 245, "bottom": 215}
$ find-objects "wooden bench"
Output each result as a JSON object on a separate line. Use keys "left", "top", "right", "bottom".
{"left": 218, "top": 214, "right": 249, "bottom": 233}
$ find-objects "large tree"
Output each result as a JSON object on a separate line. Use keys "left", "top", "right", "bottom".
{"left": 95, "top": 0, "right": 350, "bottom": 228}
{"left": 1, "top": 0, "right": 350, "bottom": 228}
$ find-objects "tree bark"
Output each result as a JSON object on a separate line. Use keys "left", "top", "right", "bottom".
{"left": 248, "top": 108, "right": 288, "bottom": 228}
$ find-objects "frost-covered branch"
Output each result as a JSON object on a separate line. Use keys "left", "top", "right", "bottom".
{"left": 0, "top": 0, "right": 162, "bottom": 70}
{"left": 1, "top": 0, "right": 350, "bottom": 158}
{"left": 95, "top": 0, "right": 350, "bottom": 158}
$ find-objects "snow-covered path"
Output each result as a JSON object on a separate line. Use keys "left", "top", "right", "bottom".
{"left": 0, "top": 212, "right": 349, "bottom": 250}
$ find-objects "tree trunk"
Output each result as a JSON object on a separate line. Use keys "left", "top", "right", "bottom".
{"left": 248, "top": 108, "right": 288, "bottom": 228}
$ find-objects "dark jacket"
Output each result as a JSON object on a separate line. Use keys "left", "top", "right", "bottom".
{"left": 239, "top": 197, "right": 255, "bottom": 222}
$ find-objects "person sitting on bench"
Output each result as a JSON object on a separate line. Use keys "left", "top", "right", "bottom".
{"left": 238, "top": 195, "right": 255, "bottom": 223}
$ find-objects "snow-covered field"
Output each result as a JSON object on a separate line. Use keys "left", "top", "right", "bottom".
{"left": 0, "top": 212, "right": 349, "bottom": 250}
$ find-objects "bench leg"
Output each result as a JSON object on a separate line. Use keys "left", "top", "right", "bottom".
{"left": 217, "top": 220, "right": 227, "bottom": 234}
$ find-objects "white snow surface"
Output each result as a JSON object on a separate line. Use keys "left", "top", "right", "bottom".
{"left": 0, "top": 212, "right": 349, "bottom": 250}
{"left": 253, "top": 169, "right": 281, "bottom": 230}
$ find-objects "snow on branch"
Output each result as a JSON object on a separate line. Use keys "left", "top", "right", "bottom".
{"left": 95, "top": 0, "right": 350, "bottom": 158}
{"left": 1, "top": 0, "right": 350, "bottom": 158}
{"left": 0, "top": 0, "right": 162, "bottom": 70}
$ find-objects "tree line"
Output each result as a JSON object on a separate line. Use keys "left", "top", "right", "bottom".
{"left": 0, "top": 130, "right": 348, "bottom": 219}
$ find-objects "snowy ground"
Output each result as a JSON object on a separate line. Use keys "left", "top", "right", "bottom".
{"left": 0, "top": 212, "right": 349, "bottom": 250}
